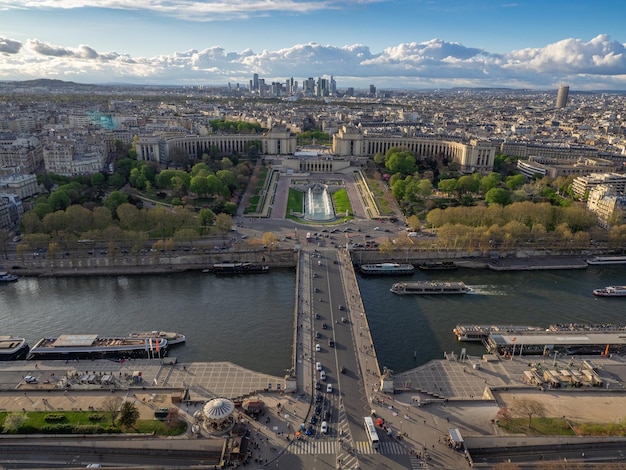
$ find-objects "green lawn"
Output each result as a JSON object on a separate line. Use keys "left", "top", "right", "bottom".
{"left": 497, "top": 417, "right": 576, "bottom": 436}
{"left": 287, "top": 188, "right": 304, "bottom": 215}
{"left": 0, "top": 411, "right": 187, "bottom": 436}
{"left": 332, "top": 188, "right": 352, "bottom": 216}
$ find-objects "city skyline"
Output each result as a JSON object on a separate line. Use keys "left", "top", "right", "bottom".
{"left": 1, "top": 0, "right": 626, "bottom": 90}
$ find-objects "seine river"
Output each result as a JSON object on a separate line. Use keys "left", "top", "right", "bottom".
{"left": 1, "top": 265, "right": 625, "bottom": 376}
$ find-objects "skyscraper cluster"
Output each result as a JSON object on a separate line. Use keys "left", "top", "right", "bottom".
{"left": 249, "top": 74, "right": 337, "bottom": 97}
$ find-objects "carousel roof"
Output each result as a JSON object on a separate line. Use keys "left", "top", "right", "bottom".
{"left": 203, "top": 398, "right": 235, "bottom": 420}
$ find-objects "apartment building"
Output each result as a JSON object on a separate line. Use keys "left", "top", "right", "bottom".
{"left": 572, "top": 172, "right": 626, "bottom": 200}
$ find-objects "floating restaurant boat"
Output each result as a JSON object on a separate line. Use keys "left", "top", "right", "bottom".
{"left": 592, "top": 286, "right": 626, "bottom": 297}
{"left": 390, "top": 281, "right": 471, "bottom": 295}
{"left": 0, "top": 336, "right": 29, "bottom": 360}
{"left": 586, "top": 256, "right": 626, "bottom": 265}
{"left": 0, "top": 272, "right": 18, "bottom": 283}
{"left": 418, "top": 261, "right": 457, "bottom": 271}
{"left": 27, "top": 334, "right": 168, "bottom": 360}
{"left": 210, "top": 262, "right": 270, "bottom": 274}
{"left": 127, "top": 331, "right": 186, "bottom": 346}
{"left": 359, "top": 263, "right": 415, "bottom": 275}
{"left": 453, "top": 325, "right": 544, "bottom": 342}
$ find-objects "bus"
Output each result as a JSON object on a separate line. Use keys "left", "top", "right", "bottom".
{"left": 306, "top": 232, "right": 312, "bottom": 242}
{"left": 363, "top": 416, "right": 379, "bottom": 449}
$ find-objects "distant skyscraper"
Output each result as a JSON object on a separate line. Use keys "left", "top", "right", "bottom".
{"left": 369, "top": 84, "right": 377, "bottom": 97}
{"left": 556, "top": 84, "right": 569, "bottom": 108}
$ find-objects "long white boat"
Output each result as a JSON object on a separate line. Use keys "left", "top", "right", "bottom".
{"left": 586, "top": 256, "right": 626, "bottom": 265}
{"left": 359, "top": 263, "right": 415, "bottom": 275}
{"left": 127, "top": 331, "right": 186, "bottom": 346}
{"left": 593, "top": 286, "right": 626, "bottom": 297}
{"left": 0, "top": 335, "right": 29, "bottom": 360}
{"left": 27, "top": 334, "right": 168, "bottom": 360}
{"left": 390, "top": 281, "right": 471, "bottom": 295}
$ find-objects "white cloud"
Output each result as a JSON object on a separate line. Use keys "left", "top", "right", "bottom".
{"left": 1, "top": 35, "right": 626, "bottom": 90}
{"left": 0, "top": 0, "right": 384, "bottom": 21}
{"left": 0, "top": 37, "right": 21, "bottom": 54}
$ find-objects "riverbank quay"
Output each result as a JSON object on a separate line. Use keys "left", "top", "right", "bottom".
{"left": 7, "top": 249, "right": 297, "bottom": 277}
{"left": 367, "top": 350, "right": 626, "bottom": 467}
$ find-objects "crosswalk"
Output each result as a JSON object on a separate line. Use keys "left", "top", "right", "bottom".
{"left": 287, "top": 439, "right": 408, "bottom": 455}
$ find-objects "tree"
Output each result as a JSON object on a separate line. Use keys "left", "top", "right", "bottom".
{"left": 214, "top": 213, "right": 233, "bottom": 234}
{"left": 199, "top": 208, "right": 216, "bottom": 233}
{"left": 103, "top": 397, "right": 123, "bottom": 426}
{"left": 512, "top": 398, "right": 546, "bottom": 429}
{"left": 118, "top": 401, "right": 140, "bottom": 429}
{"left": 262, "top": 232, "right": 279, "bottom": 251}
{"left": 3, "top": 412, "right": 28, "bottom": 432}
{"left": 385, "top": 150, "right": 416, "bottom": 175}
{"left": 485, "top": 188, "right": 512, "bottom": 206}
{"left": 104, "top": 191, "right": 129, "bottom": 215}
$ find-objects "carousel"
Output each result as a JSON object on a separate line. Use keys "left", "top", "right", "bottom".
{"left": 201, "top": 397, "right": 236, "bottom": 435}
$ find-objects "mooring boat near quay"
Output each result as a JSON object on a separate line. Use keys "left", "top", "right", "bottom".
{"left": 390, "top": 281, "right": 471, "bottom": 295}
{"left": 586, "top": 256, "right": 626, "bottom": 265}
{"left": 418, "top": 261, "right": 457, "bottom": 271}
{"left": 0, "top": 336, "right": 29, "bottom": 360}
{"left": 0, "top": 272, "right": 18, "bottom": 283}
{"left": 27, "top": 334, "right": 168, "bottom": 360}
{"left": 127, "top": 331, "right": 186, "bottom": 346}
{"left": 209, "top": 262, "right": 270, "bottom": 274}
{"left": 453, "top": 325, "right": 545, "bottom": 342}
{"left": 593, "top": 286, "right": 626, "bottom": 297}
{"left": 359, "top": 263, "right": 415, "bottom": 275}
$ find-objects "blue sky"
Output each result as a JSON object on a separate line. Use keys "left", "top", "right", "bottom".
{"left": 1, "top": 0, "right": 625, "bottom": 90}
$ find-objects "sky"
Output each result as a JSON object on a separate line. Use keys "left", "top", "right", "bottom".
{"left": 1, "top": 0, "right": 626, "bottom": 90}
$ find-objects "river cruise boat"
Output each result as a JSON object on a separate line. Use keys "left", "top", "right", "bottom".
{"left": 127, "top": 331, "right": 186, "bottom": 346}
{"left": 390, "top": 281, "right": 471, "bottom": 295}
{"left": 0, "top": 336, "right": 29, "bottom": 360}
{"left": 27, "top": 334, "right": 168, "bottom": 360}
{"left": 593, "top": 286, "right": 626, "bottom": 297}
{"left": 210, "top": 262, "right": 270, "bottom": 274}
{"left": 586, "top": 256, "right": 626, "bottom": 265}
{"left": 0, "top": 272, "right": 18, "bottom": 282}
{"left": 453, "top": 325, "right": 544, "bottom": 342}
{"left": 359, "top": 263, "right": 415, "bottom": 275}
{"left": 418, "top": 261, "right": 457, "bottom": 271}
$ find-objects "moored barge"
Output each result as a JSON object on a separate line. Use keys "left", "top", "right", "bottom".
{"left": 27, "top": 334, "right": 168, "bottom": 360}
{"left": 359, "top": 263, "right": 415, "bottom": 275}
{"left": 0, "top": 336, "right": 29, "bottom": 360}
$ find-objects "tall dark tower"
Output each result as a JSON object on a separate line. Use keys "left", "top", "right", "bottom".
{"left": 556, "top": 84, "right": 569, "bottom": 108}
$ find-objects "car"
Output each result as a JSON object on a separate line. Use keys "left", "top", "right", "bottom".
{"left": 315, "top": 331, "right": 321, "bottom": 338}
{"left": 315, "top": 404, "right": 322, "bottom": 415}
{"left": 315, "top": 313, "right": 321, "bottom": 319}
{"left": 326, "top": 383, "right": 333, "bottom": 393}
{"left": 316, "top": 362, "right": 322, "bottom": 371}
{"left": 322, "top": 322, "right": 328, "bottom": 329}
{"left": 315, "top": 393, "right": 323, "bottom": 403}
{"left": 315, "top": 381, "right": 321, "bottom": 390}
{"left": 310, "top": 414, "right": 318, "bottom": 424}
{"left": 374, "top": 226, "right": 381, "bottom": 231}
{"left": 315, "top": 343, "right": 321, "bottom": 352}
{"left": 340, "top": 366, "right": 346, "bottom": 374}
{"left": 333, "top": 260, "right": 338, "bottom": 264}
{"left": 338, "top": 305, "right": 345, "bottom": 311}
{"left": 320, "top": 370, "right": 326, "bottom": 381}
{"left": 318, "top": 260, "right": 321, "bottom": 266}
{"left": 323, "top": 409, "right": 331, "bottom": 420}
{"left": 314, "top": 287, "right": 320, "bottom": 293}
{"left": 328, "top": 338, "right": 334, "bottom": 347}
{"left": 321, "top": 421, "right": 328, "bottom": 434}
{"left": 341, "top": 317, "right": 347, "bottom": 324}
{"left": 24, "top": 375, "right": 37, "bottom": 383}
{"left": 306, "top": 425, "right": 314, "bottom": 436}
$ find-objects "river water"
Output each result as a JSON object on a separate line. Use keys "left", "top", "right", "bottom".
{"left": 1, "top": 265, "right": 624, "bottom": 375}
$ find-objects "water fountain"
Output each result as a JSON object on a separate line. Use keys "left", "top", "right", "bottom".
{"left": 304, "top": 183, "right": 335, "bottom": 221}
